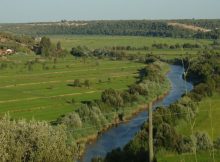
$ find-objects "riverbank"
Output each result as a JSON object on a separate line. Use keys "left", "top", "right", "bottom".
{"left": 77, "top": 68, "right": 171, "bottom": 159}
{"left": 77, "top": 89, "right": 171, "bottom": 159}
{"left": 81, "top": 65, "right": 193, "bottom": 162}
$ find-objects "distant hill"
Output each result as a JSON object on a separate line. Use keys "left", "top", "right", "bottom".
{"left": 0, "top": 20, "right": 220, "bottom": 39}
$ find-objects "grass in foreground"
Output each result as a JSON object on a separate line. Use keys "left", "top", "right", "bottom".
{"left": 157, "top": 150, "right": 220, "bottom": 162}
{"left": 176, "top": 92, "right": 220, "bottom": 140}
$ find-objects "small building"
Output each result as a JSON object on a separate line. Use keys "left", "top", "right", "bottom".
{"left": 6, "top": 49, "right": 13, "bottom": 54}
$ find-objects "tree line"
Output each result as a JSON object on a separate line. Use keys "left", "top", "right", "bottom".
{"left": 1, "top": 20, "right": 220, "bottom": 39}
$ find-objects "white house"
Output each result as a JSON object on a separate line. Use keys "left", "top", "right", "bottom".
{"left": 6, "top": 49, "right": 14, "bottom": 54}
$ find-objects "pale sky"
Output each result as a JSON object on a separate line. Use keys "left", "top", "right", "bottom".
{"left": 0, "top": 0, "right": 219, "bottom": 23}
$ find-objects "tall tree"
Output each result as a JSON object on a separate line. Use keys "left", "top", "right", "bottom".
{"left": 56, "top": 41, "right": 62, "bottom": 50}
{"left": 39, "top": 37, "right": 52, "bottom": 56}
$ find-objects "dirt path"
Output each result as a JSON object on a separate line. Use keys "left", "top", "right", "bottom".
{"left": 168, "top": 22, "right": 211, "bottom": 32}
{"left": 0, "top": 91, "right": 98, "bottom": 104}
{"left": 0, "top": 65, "right": 141, "bottom": 78}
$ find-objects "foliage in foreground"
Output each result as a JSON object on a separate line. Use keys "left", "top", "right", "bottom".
{"left": 0, "top": 115, "right": 77, "bottom": 162}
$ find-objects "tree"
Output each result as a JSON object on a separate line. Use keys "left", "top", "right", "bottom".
{"left": 57, "top": 41, "right": 62, "bottom": 50}
{"left": 73, "top": 79, "right": 81, "bottom": 87}
{"left": 39, "top": 37, "right": 52, "bottom": 56}
{"left": 71, "top": 46, "right": 87, "bottom": 57}
{"left": 84, "top": 80, "right": 90, "bottom": 88}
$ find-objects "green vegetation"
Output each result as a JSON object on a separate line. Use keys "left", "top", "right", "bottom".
{"left": 0, "top": 42, "right": 171, "bottom": 161}
{"left": 0, "top": 32, "right": 34, "bottom": 53}
{"left": 176, "top": 93, "right": 220, "bottom": 140}
{"left": 0, "top": 29, "right": 220, "bottom": 162}
{"left": 0, "top": 56, "right": 144, "bottom": 121}
{"left": 0, "top": 115, "right": 76, "bottom": 162}
{"left": 101, "top": 54, "right": 220, "bottom": 162}
{"left": 2, "top": 35, "right": 204, "bottom": 121}
{"left": 1, "top": 20, "right": 220, "bottom": 39}
{"left": 49, "top": 35, "right": 220, "bottom": 61}
{"left": 157, "top": 150, "right": 220, "bottom": 162}
{"left": 49, "top": 35, "right": 211, "bottom": 49}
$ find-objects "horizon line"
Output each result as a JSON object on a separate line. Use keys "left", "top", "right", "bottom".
{"left": 1, "top": 18, "right": 220, "bottom": 24}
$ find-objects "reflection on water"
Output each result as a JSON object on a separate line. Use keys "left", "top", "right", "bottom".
{"left": 82, "top": 65, "right": 193, "bottom": 162}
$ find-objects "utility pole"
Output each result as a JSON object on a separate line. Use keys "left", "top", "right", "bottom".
{"left": 148, "top": 102, "right": 154, "bottom": 162}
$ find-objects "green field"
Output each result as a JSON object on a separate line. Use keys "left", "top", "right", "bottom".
{"left": 0, "top": 35, "right": 217, "bottom": 122}
{"left": 157, "top": 150, "right": 220, "bottom": 162}
{"left": 49, "top": 35, "right": 211, "bottom": 49}
{"left": 0, "top": 35, "right": 209, "bottom": 121}
{"left": 49, "top": 35, "right": 214, "bottom": 59}
{"left": 0, "top": 55, "right": 144, "bottom": 121}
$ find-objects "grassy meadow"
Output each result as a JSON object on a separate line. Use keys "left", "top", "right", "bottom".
{"left": 157, "top": 150, "right": 220, "bottom": 162}
{"left": 49, "top": 35, "right": 211, "bottom": 49}
{"left": 0, "top": 35, "right": 217, "bottom": 122}
{"left": 49, "top": 35, "right": 213, "bottom": 59}
{"left": 0, "top": 55, "right": 144, "bottom": 121}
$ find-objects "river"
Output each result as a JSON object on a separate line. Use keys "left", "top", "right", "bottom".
{"left": 82, "top": 65, "right": 193, "bottom": 162}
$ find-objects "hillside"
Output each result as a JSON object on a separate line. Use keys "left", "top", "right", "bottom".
{"left": 0, "top": 20, "right": 220, "bottom": 39}
{"left": 0, "top": 32, "right": 34, "bottom": 54}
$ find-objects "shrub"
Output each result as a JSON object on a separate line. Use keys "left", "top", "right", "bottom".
{"left": 0, "top": 115, "right": 76, "bottom": 162}
{"left": 101, "top": 89, "right": 124, "bottom": 107}
{"left": 178, "top": 136, "right": 195, "bottom": 153}
{"left": 73, "top": 79, "right": 81, "bottom": 87}
{"left": 128, "top": 84, "right": 148, "bottom": 96}
{"left": 58, "top": 112, "right": 82, "bottom": 128}
{"left": 76, "top": 105, "right": 107, "bottom": 129}
{"left": 154, "top": 123, "right": 182, "bottom": 152}
{"left": 192, "top": 132, "right": 213, "bottom": 151}
{"left": 214, "top": 138, "right": 220, "bottom": 150}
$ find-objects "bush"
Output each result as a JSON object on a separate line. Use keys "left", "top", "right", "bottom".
{"left": 192, "top": 132, "right": 213, "bottom": 151}
{"left": 178, "top": 136, "right": 195, "bottom": 153}
{"left": 58, "top": 112, "right": 82, "bottom": 128}
{"left": 189, "top": 83, "right": 213, "bottom": 101}
{"left": 101, "top": 89, "right": 124, "bottom": 107}
{"left": 76, "top": 104, "right": 108, "bottom": 129}
{"left": 128, "top": 84, "right": 148, "bottom": 96}
{"left": 73, "top": 79, "right": 81, "bottom": 87}
{"left": 154, "top": 123, "right": 182, "bottom": 152}
{"left": 0, "top": 115, "right": 76, "bottom": 162}
{"left": 214, "top": 138, "right": 220, "bottom": 150}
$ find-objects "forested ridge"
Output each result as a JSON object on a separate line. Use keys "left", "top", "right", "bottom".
{"left": 1, "top": 20, "right": 220, "bottom": 39}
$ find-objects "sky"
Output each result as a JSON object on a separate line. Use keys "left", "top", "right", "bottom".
{"left": 0, "top": 0, "right": 219, "bottom": 23}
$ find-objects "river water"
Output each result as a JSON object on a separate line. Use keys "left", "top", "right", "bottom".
{"left": 82, "top": 65, "right": 193, "bottom": 162}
